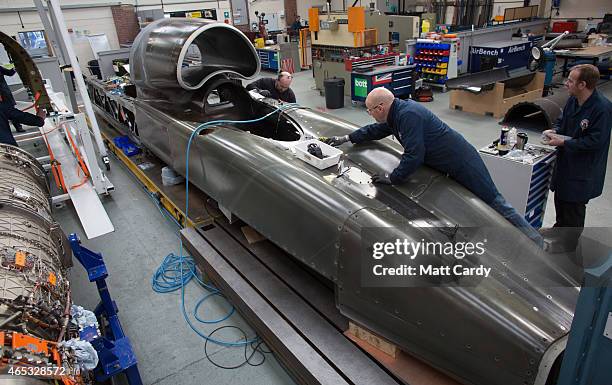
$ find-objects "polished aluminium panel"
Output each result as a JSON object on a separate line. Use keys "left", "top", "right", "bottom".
{"left": 130, "top": 17, "right": 260, "bottom": 100}
{"left": 130, "top": 19, "right": 579, "bottom": 385}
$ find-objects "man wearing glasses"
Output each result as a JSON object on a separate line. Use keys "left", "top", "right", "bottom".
{"left": 325, "top": 87, "right": 542, "bottom": 245}
{"left": 246, "top": 71, "right": 296, "bottom": 103}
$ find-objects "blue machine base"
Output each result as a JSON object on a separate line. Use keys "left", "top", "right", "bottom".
{"left": 69, "top": 234, "right": 143, "bottom": 385}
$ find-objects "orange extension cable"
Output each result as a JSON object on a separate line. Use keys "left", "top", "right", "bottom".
{"left": 20, "top": 92, "right": 41, "bottom": 112}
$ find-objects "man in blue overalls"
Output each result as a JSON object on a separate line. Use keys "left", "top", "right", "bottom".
{"left": 0, "top": 62, "right": 46, "bottom": 146}
{"left": 1, "top": 64, "right": 26, "bottom": 133}
{"left": 0, "top": 105, "right": 46, "bottom": 146}
{"left": 544, "top": 64, "right": 611, "bottom": 232}
{"left": 326, "top": 87, "right": 543, "bottom": 245}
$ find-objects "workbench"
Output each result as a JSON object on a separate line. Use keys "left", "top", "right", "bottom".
{"left": 555, "top": 45, "right": 612, "bottom": 76}
{"left": 350, "top": 64, "right": 416, "bottom": 103}
{"left": 86, "top": 76, "right": 137, "bottom": 137}
{"left": 256, "top": 42, "right": 300, "bottom": 72}
{"left": 479, "top": 142, "right": 556, "bottom": 228}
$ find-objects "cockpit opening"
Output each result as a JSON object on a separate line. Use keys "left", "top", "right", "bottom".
{"left": 200, "top": 78, "right": 302, "bottom": 142}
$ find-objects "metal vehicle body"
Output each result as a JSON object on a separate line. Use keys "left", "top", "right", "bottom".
{"left": 130, "top": 18, "right": 580, "bottom": 385}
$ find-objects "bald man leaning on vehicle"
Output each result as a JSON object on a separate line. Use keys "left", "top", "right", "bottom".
{"left": 325, "top": 87, "right": 543, "bottom": 246}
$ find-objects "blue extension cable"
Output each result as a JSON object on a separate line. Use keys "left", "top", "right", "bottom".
{"left": 148, "top": 191, "right": 242, "bottom": 346}
{"left": 151, "top": 102, "right": 300, "bottom": 348}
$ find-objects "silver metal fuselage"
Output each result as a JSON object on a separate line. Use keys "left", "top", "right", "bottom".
{"left": 130, "top": 18, "right": 579, "bottom": 385}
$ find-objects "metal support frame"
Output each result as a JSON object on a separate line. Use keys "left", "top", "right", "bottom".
{"left": 45, "top": 92, "right": 114, "bottom": 197}
{"left": 68, "top": 233, "right": 143, "bottom": 385}
{"left": 72, "top": 113, "right": 114, "bottom": 195}
{"left": 51, "top": 193, "right": 69, "bottom": 204}
{"left": 33, "top": 0, "right": 78, "bottom": 112}
{"left": 34, "top": 0, "right": 110, "bottom": 170}
{"left": 33, "top": 0, "right": 67, "bottom": 65}
{"left": 98, "top": 120, "right": 208, "bottom": 229}
{"left": 40, "top": 91, "right": 114, "bottom": 238}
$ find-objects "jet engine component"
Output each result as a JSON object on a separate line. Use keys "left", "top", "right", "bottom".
{"left": 0, "top": 143, "right": 51, "bottom": 221}
{"left": 0, "top": 144, "right": 74, "bottom": 374}
{"left": 0, "top": 31, "right": 52, "bottom": 111}
{"left": 130, "top": 19, "right": 580, "bottom": 385}
{"left": 0, "top": 203, "right": 70, "bottom": 340}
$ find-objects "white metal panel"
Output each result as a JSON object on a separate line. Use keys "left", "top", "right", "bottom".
{"left": 41, "top": 118, "right": 114, "bottom": 239}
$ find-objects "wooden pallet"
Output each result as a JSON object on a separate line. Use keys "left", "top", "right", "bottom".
{"left": 345, "top": 322, "right": 462, "bottom": 385}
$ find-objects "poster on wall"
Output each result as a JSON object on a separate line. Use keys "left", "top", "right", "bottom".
{"left": 186, "top": 11, "right": 202, "bottom": 18}
{"left": 170, "top": 9, "right": 217, "bottom": 20}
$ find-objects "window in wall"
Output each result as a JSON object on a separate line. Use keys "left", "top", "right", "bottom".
{"left": 17, "top": 30, "right": 50, "bottom": 58}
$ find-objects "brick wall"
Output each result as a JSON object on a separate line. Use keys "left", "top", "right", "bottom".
{"left": 111, "top": 5, "right": 140, "bottom": 45}
{"left": 284, "top": 0, "right": 298, "bottom": 25}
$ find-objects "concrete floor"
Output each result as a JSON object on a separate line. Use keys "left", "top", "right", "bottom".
{"left": 55, "top": 70, "right": 612, "bottom": 385}
{"left": 56, "top": 157, "right": 296, "bottom": 385}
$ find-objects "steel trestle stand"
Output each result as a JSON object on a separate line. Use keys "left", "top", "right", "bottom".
{"left": 69, "top": 233, "right": 143, "bottom": 385}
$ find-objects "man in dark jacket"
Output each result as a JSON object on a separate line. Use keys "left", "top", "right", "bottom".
{"left": 0, "top": 64, "right": 26, "bottom": 132}
{"left": 0, "top": 105, "right": 46, "bottom": 146}
{"left": 544, "top": 64, "right": 611, "bottom": 229}
{"left": 326, "top": 87, "right": 542, "bottom": 245}
{"left": 246, "top": 72, "right": 296, "bottom": 103}
{"left": 291, "top": 16, "right": 303, "bottom": 32}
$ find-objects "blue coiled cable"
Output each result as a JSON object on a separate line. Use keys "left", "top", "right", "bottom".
{"left": 150, "top": 102, "right": 300, "bottom": 348}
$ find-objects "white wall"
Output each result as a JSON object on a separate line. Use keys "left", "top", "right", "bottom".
{"left": 0, "top": 0, "right": 236, "bottom": 75}
{"left": 0, "top": 6, "right": 120, "bottom": 73}
{"left": 248, "top": 0, "right": 286, "bottom": 31}
{"left": 297, "top": 0, "right": 345, "bottom": 29}
{"left": 543, "top": 0, "right": 611, "bottom": 30}
{"left": 134, "top": 0, "right": 232, "bottom": 22}
{"left": 296, "top": 0, "right": 406, "bottom": 27}
{"left": 0, "top": 0, "right": 120, "bottom": 6}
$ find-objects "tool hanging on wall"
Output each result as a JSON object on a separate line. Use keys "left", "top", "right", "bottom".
{"left": 254, "top": 11, "right": 268, "bottom": 41}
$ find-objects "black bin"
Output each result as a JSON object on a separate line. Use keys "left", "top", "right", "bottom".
{"left": 324, "top": 77, "right": 345, "bottom": 109}
{"left": 87, "top": 59, "right": 102, "bottom": 79}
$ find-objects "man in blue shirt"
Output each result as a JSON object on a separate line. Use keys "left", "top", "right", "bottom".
{"left": 544, "top": 64, "right": 611, "bottom": 230}
{"left": 326, "top": 87, "right": 543, "bottom": 245}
